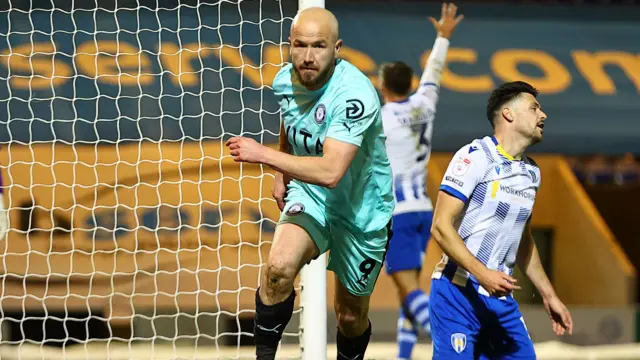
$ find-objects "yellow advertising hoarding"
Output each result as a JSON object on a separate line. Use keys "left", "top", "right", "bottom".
{"left": 0, "top": 141, "right": 280, "bottom": 320}
{"left": 0, "top": 143, "right": 635, "bottom": 324}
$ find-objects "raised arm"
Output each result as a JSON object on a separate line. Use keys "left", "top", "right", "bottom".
{"left": 416, "top": 3, "right": 463, "bottom": 99}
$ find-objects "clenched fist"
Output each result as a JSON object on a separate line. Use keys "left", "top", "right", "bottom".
{"left": 226, "top": 136, "right": 267, "bottom": 164}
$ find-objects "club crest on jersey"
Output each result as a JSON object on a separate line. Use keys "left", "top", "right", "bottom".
{"left": 452, "top": 156, "right": 472, "bottom": 176}
{"left": 314, "top": 104, "right": 326, "bottom": 124}
{"left": 286, "top": 203, "right": 305, "bottom": 216}
{"left": 451, "top": 333, "right": 467, "bottom": 353}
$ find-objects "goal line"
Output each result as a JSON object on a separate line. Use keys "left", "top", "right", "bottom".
{"left": 2, "top": 342, "right": 640, "bottom": 360}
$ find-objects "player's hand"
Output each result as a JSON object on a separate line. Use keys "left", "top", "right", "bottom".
{"left": 429, "top": 2, "right": 464, "bottom": 40}
{"left": 272, "top": 172, "right": 290, "bottom": 211}
{"left": 226, "top": 136, "right": 266, "bottom": 164}
{"left": 543, "top": 295, "right": 573, "bottom": 336}
{"left": 476, "top": 269, "right": 521, "bottom": 297}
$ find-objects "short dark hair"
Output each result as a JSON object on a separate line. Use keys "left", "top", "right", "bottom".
{"left": 379, "top": 62, "right": 413, "bottom": 96}
{"left": 486, "top": 81, "right": 539, "bottom": 128}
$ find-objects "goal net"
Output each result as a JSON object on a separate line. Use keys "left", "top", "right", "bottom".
{"left": 0, "top": 0, "right": 314, "bottom": 358}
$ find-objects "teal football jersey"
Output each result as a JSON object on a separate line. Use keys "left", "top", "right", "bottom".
{"left": 272, "top": 59, "right": 394, "bottom": 233}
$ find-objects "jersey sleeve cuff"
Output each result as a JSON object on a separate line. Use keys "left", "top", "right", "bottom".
{"left": 420, "top": 82, "right": 439, "bottom": 89}
{"left": 440, "top": 185, "right": 468, "bottom": 203}
{"left": 325, "top": 135, "right": 363, "bottom": 147}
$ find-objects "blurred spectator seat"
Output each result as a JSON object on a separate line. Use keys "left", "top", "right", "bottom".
{"left": 584, "top": 154, "right": 614, "bottom": 185}
{"left": 567, "top": 156, "right": 586, "bottom": 183}
{"left": 613, "top": 153, "right": 640, "bottom": 185}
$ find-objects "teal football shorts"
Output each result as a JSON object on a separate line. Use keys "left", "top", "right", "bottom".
{"left": 278, "top": 186, "right": 392, "bottom": 297}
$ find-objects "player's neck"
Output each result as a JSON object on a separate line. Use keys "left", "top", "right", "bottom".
{"left": 492, "top": 132, "right": 529, "bottom": 160}
{"left": 385, "top": 94, "right": 409, "bottom": 103}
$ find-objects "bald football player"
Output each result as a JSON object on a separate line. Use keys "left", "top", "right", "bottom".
{"left": 226, "top": 7, "right": 395, "bottom": 360}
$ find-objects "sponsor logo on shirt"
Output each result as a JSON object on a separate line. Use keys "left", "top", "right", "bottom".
{"left": 345, "top": 98, "right": 364, "bottom": 120}
{"left": 446, "top": 175, "right": 464, "bottom": 187}
{"left": 499, "top": 185, "right": 536, "bottom": 201}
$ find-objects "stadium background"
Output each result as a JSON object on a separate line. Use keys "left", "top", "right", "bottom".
{"left": 0, "top": 0, "right": 639, "bottom": 358}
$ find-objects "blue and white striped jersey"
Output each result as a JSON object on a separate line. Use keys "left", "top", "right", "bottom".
{"left": 432, "top": 136, "right": 541, "bottom": 294}
{"left": 382, "top": 85, "right": 437, "bottom": 214}
{"left": 381, "top": 36, "right": 450, "bottom": 215}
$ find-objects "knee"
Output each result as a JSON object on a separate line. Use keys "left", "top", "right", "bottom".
{"left": 337, "top": 308, "right": 361, "bottom": 331}
{"left": 336, "top": 303, "right": 367, "bottom": 336}
{"left": 264, "top": 257, "right": 297, "bottom": 294}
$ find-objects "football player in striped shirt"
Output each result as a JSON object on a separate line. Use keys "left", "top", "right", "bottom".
{"left": 379, "top": 3, "right": 462, "bottom": 359}
{"left": 429, "top": 81, "right": 573, "bottom": 358}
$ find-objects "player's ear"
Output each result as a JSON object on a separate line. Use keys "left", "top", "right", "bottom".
{"left": 377, "top": 77, "right": 385, "bottom": 92}
{"left": 288, "top": 36, "right": 293, "bottom": 56}
{"left": 502, "top": 108, "right": 514, "bottom": 123}
{"left": 378, "top": 86, "right": 387, "bottom": 99}
{"left": 334, "top": 39, "right": 343, "bottom": 57}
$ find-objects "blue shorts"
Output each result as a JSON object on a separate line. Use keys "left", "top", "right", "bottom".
{"left": 429, "top": 277, "right": 536, "bottom": 359}
{"left": 384, "top": 211, "right": 433, "bottom": 274}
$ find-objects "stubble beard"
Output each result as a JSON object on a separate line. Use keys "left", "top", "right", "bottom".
{"left": 294, "top": 61, "right": 335, "bottom": 90}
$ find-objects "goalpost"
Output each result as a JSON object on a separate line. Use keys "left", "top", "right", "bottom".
{"left": 296, "top": 0, "right": 328, "bottom": 358}
{"left": 0, "top": 0, "right": 326, "bottom": 358}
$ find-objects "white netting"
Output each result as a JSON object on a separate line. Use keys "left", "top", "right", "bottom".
{"left": 0, "top": 0, "right": 302, "bottom": 357}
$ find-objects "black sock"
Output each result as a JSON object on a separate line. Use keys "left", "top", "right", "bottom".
{"left": 336, "top": 320, "right": 372, "bottom": 360}
{"left": 254, "top": 287, "right": 296, "bottom": 360}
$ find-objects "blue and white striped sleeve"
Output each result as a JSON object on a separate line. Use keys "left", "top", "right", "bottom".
{"left": 440, "top": 143, "right": 487, "bottom": 204}
{"left": 415, "top": 36, "right": 450, "bottom": 106}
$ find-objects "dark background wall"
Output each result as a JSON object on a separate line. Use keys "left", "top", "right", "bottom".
{"left": 0, "top": 0, "right": 638, "bottom": 155}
